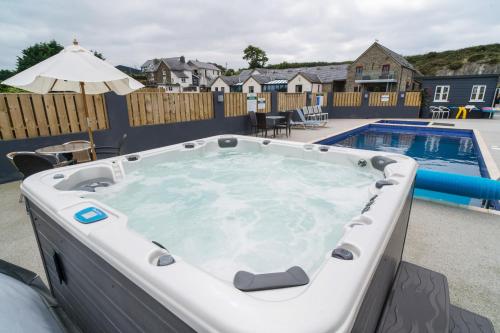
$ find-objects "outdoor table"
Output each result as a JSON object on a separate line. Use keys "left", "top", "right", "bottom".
{"left": 36, "top": 142, "right": 91, "bottom": 163}
{"left": 266, "top": 115, "right": 285, "bottom": 137}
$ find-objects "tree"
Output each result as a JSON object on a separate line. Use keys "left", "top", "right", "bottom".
{"left": 224, "top": 68, "right": 236, "bottom": 76}
{"left": 243, "top": 45, "right": 269, "bottom": 68}
{"left": 16, "top": 40, "right": 64, "bottom": 72}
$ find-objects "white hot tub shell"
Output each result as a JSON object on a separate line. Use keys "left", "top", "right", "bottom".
{"left": 22, "top": 135, "right": 417, "bottom": 333}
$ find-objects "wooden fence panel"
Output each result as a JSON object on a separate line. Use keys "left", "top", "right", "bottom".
{"left": 277, "top": 93, "right": 307, "bottom": 112}
{"left": 0, "top": 93, "right": 108, "bottom": 140}
{"left": 224, "top": 93, "right": 247, "bottom": 117}
{"left": 311, "top": 93, "right": 328, "bottom": 107}
{"left": 404, "top": 91, "right": 422, "bottom": 107}
{"left": 126, "top": 92, "right": 214, "bottom": 126}
{"left": 368, "top": 92, "right": 398, "bottom": 107}
{"left": 256, "top": 92, "right": 271, "bottom": 113}
{"left": 333, "top": 92, "right": 362, "bottom": 107}
{"left": 0, "top": 96, "right": 13, "bottom": 139}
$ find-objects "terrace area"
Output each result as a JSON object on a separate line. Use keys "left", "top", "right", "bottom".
{"left": 1, "top": 117, "right": 500, "bottom": 330}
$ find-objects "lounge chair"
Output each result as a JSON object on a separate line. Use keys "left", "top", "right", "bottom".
{"left": 291, "top": 108, "right": 321, "bottom": 129}
{"left": 314, "top": 105, "right": 329, "bottom": 123}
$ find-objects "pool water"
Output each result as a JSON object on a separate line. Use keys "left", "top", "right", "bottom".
{"left": 318, "top": 124, "right": 487, "bottom": 207}
{"left": 88, "top": 150, "right": 379, "bottom": 281}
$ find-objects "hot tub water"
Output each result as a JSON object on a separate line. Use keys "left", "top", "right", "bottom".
{"left": 87, "top": 150, "right": 379, "bottom": 281}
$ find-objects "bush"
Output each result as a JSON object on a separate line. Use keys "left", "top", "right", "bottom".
{"left": 468, "top": 54, "right": 485, "bottom": 62}
{"left": 448, "top": 62, "right": 463, "bottom": 70}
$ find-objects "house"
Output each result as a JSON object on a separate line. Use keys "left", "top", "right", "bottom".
{"left": 420, "top": 74, "right": 500, "bottom": 118}
{"left": 345, "top": 42, "right": 420, "bottom": 92}
{"left": 187, "top": 60, "right": 221, "bottom": 91}
{"left": 142, "top": 56, "right": 221, "bottom": 92}
{"left": 210, "top": 75, "right": 248, "bottom": 92}
{"left": 209, "top": 65, "right": 348, "bottom": 93}
{"left": 287, "top": 65, "right": 348, "bottom": 93}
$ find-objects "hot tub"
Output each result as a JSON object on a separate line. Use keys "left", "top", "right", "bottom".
{"left": 22, "top": 135, "right": 417, "bottom": 333}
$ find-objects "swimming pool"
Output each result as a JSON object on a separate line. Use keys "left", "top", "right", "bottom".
{"left": 317, "top": 124, "right": 490, "bottom": 207}
{"left": 22, "top": 135, "right": 417, "bottom": 332}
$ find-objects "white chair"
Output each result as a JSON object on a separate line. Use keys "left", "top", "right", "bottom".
{"left": 315, "top": 105, "right": 329, "bottom": 123}
{"left": 429, "top": 106, "right": 442, "bottom": 119}
{"left": 438, "top": 106, "right": 450, "bottom": 119}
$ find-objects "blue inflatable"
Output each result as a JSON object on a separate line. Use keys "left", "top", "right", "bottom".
{"left": 415, "top": 169, "right": 500, "bottom": 200}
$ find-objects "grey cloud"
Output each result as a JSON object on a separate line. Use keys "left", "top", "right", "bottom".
{"left": 0, "top": 0, "right": 498, "bottom": 70}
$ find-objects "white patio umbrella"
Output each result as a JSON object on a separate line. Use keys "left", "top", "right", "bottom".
{"left": 2, "top": 39, "right": 144, "bottom": 160}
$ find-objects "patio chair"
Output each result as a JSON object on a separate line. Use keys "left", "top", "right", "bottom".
{"left": 255, "top": 113, "right": 275, "bottom": 137}
{"left": 63, "top": 140, "right": 91, "bottom": 163}
{"left": 429, "top": 106, "right": 442, "bottom": 119}
{"left": 294, "top": 108, "right": 322, "bottom": 128}
{"left": 248, "top": 111, "right": 259, "bottom": 136}
{"left": 275, "top": 111, "right": 293, "bottom": 137}
{"left": 314, "top": 105, "right": 329, "bottom": 123}
{"left": 438, "top": 106, "right": 450, "bottom": 119}
{"left": 12, "top": 153, "right": 56, "bottom": 180}
{"left": 95, "top": 134, "right": 127, "bottom": 159}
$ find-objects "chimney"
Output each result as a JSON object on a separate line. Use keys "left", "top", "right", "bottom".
{"left": 180, "top": 56, "right": 185, "bottom": 63}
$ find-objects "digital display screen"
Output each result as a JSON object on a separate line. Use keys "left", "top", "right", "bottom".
{"left": 82, "top": 211, "right": 98, "bottom": 219}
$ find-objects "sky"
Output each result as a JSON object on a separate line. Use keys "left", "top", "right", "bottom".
{"left": 0, "top": 0, "right": 499, "bottom": 71}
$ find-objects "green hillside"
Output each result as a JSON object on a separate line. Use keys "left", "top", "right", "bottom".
{"left": 405, "top": 44, "right": 500, "bottom": 75}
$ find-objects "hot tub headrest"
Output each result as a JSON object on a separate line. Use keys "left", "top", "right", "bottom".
{"left": 233, "top": 266, "right": 309, "bottom": 292}
{"left": 218, "top": 137, "right": 238, "bottom": 148}
{"left": 371, "top": 156, "right": 397, "bottom": 172}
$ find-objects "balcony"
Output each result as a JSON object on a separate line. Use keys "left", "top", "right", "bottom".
{"left": 355, "top": 70, "right": 398, "bottom": 83}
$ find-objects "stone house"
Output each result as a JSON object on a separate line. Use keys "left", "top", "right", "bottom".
{"left": 345, "top": 42, "right": 420, "bottom": 92}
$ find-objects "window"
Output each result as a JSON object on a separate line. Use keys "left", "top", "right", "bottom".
{"left": 355, "top": 66, "right": 363, "bottom": 77}
{"left": 354, "top": 85, "right": 361, "bottom": 92}
{"left": 215, "top": 87, "right": 218, "bottom": 91}
{"left": 295, "top": 85, "right": 302, "bottom": 93}
{"left": 181, "top": 78, "right": 186, "bottom": 83}
{"left": 248, "top": 86, "right": 254, "bottom": 93}
{"left": 162, "top": 70, "right": 167, "bottom": 83}
{"left": 381, "top": 64, "right": 390, "bottom": 74}
{"left": 168, "top": 86, "right": 173, "bottom": 91}
{"left": 221, "top": 87, "right": 225, "bottom": 93}
{"left": 433, "top": 85, "right": 450, "bottom": 102}
{"left": 470, "top": 85, "right": 486, "bottom": 102}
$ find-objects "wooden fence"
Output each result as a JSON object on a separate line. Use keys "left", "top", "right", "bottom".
{"left": 368, "top": 92, "right": 398, "bottom": 107}
{"left": 126, "top": 92, "right": 214, "bottom": 127}
{"left": 277, "top": 93, "right": 307, "bottom": 112}
{"left": 404, "top": 91, "right": 422, "bottom": 107}
{"left": 224, "top": 93, "right": 272, "bottom": 117}
{"left": 333, "top": 92, "right": 362, "bottom": 107}
{"left": 311, "top": 93, "right": 328, "bottom": 107}
{"left": 0, "top": 93, "right": 108, "bottom": 140}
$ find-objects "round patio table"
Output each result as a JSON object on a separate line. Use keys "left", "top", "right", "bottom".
{"left": 36, "top": 142, "right": 91, "bottom": 155}
{"left": 36, "top": 142, "right": 91, "bottom": 163}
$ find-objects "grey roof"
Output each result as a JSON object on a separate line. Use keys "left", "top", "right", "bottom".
{"left": 375, "top": 43, "right": 415, "bottom": 70}
{"left": 141, "top": 59, "right": 163, "bottom": 72}
{"left": 209, "top": 64, "right": 348, "bottom": 87}
{"left": 188, "top": 60, "right": 220, "bottom": 71}
{"left": 172, "top": 70, "right": 188, "bottom": 79}
{"left": 164, "top": 57, "right": 192, "bottom": 71}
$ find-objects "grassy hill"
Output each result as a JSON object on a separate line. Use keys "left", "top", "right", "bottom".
{"left": 405, "top": 44, "right": 500, "bottom": 75}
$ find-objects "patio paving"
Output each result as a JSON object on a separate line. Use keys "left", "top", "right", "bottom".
{"left": 0, "top": 116, "right": 499, "bottom": 330}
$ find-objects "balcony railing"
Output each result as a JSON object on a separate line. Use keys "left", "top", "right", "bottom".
{"left": 355, "top": 70, "right": 398, "bottom": 82}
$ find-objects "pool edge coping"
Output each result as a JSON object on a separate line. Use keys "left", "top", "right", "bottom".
{"left": 473, "top": 129, "right": 500, "bottom": 180}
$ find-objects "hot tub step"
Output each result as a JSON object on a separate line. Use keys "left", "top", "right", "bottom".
{"left": 377, "top": 261, "right": 450, "bottom": 333}
{"left": 449, "top": 305, "right": 495, "bottom": 333}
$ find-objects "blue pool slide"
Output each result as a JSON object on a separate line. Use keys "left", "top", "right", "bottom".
{"left": 416, "top": 169, "right": 500, "bottom": 200}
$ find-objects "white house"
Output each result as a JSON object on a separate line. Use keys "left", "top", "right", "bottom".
{"left": 287, "top": 73, "right": 322, "bottom": 93}
{"left": 188, "top": 60, "right": 221, "bottom": 91}
{"left": 242, "top": 76, "right": 264, "bottom": 93}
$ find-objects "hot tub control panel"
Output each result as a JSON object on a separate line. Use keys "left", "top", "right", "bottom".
{"left": 74, "top": 207, "right": 108, "bottom": 224}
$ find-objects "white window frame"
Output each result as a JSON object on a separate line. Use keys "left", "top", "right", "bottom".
{"left": 248, "top": 86, "right": 254, "bottom": 93}
{"left": 433, "top": 85, "right": 450, "bottom": 102}
{"left": 469, "top": 85, "right": 486, "bottom": 102}
{"left": 181, "top": 78, "right": 186, "bottom": 83}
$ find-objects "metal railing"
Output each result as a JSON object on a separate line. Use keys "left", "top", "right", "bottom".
{"left": 355, "top": 70, "right": 398, "bottom": 81}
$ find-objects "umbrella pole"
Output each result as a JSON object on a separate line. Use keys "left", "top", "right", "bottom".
{"left": 80, "top": 82, "right": 97, "bottom": 160}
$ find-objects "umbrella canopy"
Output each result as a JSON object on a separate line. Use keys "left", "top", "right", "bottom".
{"left": 2, "top": 40, "right": 144, "bottom": 161}
{"left": 2, "top": 40, "right": 143, "bottom": 94}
